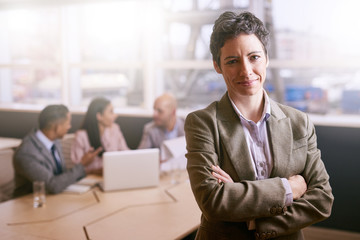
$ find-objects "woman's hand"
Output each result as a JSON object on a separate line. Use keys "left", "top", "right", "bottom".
{"left": 211, "top": 165, "right": 234, "bottom": 183}
{"left": 81, "top": 147, "right": 103, "bottom": 167}
{"left": 288, "top": 175, "right": 307, "bottom": 200}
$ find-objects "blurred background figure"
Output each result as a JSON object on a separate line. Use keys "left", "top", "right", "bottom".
{"left": 13, "top": 104, "right": 96, "bottom": 198}
{"left": 71, "top": 97, "right": 129, "bottom": 175}
{"left": 137, "top": 93, "right": 184, "bottom": 150}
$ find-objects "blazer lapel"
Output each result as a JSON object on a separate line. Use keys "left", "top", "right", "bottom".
{"left": 55, "top": 140, "right": 65, "bottom": 168}
{"left": 267, "top": 100, "right": 292, "bottom": 178}
{"left": 217, "top": 94, "right": 256, "bottom": 181}
{"left": 29, "top": 130, "right": 58, "bottom": 170}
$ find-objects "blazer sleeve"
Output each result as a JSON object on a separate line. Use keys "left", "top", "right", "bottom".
{"left": 185, "top": 109, "right": 289, "bottom": 223}
{"left": 255, "top": 115, "right": 334, "bottom": 237}
{"left": 14, "top": 140, "right": 86, "bottom": 194}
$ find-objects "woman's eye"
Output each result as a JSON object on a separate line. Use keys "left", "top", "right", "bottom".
{"left": 226, "top": 59, "right": 237, "bottom": 65}
{"left": 250, "top": 55, "right": 260, "bottom": 61}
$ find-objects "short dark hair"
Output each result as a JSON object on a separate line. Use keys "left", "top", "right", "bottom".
{"left": 39, "top": 104, "right": 69, "bottom": 130}
{"left": 210, "top": 11, "right": 270, "bottom": 66}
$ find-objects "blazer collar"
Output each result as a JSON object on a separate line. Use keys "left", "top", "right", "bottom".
{"left": 216, "top": 94, "right": 292, "bottom": 180}
{"left": 217, "top": 93, "right": 256, "bottom": 180}
{"left": 267, "top": 100, "right": 292, "bottom": 178}
{"left": 29, "top": 129, "right": 61, "bottom": 168}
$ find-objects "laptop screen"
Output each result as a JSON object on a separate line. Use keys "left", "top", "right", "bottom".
{"left": 102, "top": 148, "right": 160, "bottom": 191}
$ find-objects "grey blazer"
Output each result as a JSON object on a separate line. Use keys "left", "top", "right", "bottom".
{"left": 185, "top": 93, "right": 334, "bottom": 240}
{"left": 13, "top": 129, "right": 86, "bottom": 198}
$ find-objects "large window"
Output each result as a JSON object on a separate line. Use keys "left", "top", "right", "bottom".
{"left": 0, "top": 0, "right": 360, "bottom": 116}
{"left": 0, "top": 8, "right": 61, "bottom": 105}
{"left": 269, "top": 0, "right": 360, "bottom": 115}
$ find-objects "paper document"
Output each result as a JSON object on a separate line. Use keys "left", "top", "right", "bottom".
{"left": 160, "top": 136, "right": 186, "bottom": 160}
{"left": 64, "top": 184, "right": 92, "bottom": 194}
{"left": 76, "top": 177, "right": 101, "bottom": 186}
{"left": 160, "top": 136, "right": 187, "bottom": 172}
{"left": 63, "top": 175, "right": 102, "bottom": 194}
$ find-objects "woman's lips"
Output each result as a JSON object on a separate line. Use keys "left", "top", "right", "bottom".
{"left": 237, "top": 79, "right": 258, "bottom": 86}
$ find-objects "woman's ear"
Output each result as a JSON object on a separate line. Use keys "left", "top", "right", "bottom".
{"left": 213, "top": 60, "right": 222, "bottom": 74}
{"left": 266, "top": 55, "right": 269, "bottom": 67}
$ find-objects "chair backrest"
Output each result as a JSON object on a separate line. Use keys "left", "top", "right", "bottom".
{"left": 0, "top": 149, "right": 14, "bottom": 185}
{"left": 0, "top": 149, "right": 15, "bottom": 202}
{"left": 61, "top": 133, "right": 75, "bottom": 169}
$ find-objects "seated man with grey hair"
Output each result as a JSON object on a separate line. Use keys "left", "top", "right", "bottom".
{"left": 13, "top": 104, "right": 101, "bottom": 198}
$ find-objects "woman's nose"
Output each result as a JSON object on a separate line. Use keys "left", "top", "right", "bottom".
{"left": 239, "top": 59, "right": 252, "bottom": 76}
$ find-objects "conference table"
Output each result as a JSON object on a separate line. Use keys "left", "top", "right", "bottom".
{"left": 0, "top": 171, "right": 201, "bottom": 240}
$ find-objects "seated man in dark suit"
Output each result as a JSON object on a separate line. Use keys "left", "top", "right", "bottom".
{"left": 13, "top": 104, "right": 101, "bottom": 198}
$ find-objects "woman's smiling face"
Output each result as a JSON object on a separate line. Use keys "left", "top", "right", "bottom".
{"left": 213, "top": 33, "right": 268, "bottom": 99}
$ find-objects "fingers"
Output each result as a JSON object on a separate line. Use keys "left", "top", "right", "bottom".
{"left": 212, "top": 165, "right": 225, "bottom": 175}
{"left": 81, "top": 147, "right": 103, "bottom": 166}
{"left": 212, "top": 171, "right": 227, "bottom": 183}
{"left": 212, "top": 165, "right": 231, "bottom": 179}
{"left": 212, "top": 172, "right": 232, "bottom": 183}
{"left": 211, "top": 165, "right": 234, "bottom": 183}
{"left": 87, "top": 147, "right": 103, "bottom": 157}
{"left": 93, "top": 147, "right": 103, "bottom": 155}
{"left": 288, "top": 175, "right": 307, "bottom": 200}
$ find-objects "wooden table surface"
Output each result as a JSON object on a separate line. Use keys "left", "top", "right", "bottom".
{"left": 0, "top": 171, "right": 200, "bottom": 240}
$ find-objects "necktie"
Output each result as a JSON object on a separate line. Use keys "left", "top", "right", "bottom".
{"left": 51, "top": 144, "right": 63, "bottom": 174}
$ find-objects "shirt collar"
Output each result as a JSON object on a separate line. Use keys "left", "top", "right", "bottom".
{"left": 262, "top": 91, "right": 271, "bottom": 121}
{"left": 36, "top": 129, "right": 54, "bottom": 151}
{"left": 165, "top": 118, "right": 179, "bottom": 139}
{"left": 228, "top": 89, "right": 271, "bottom": 123}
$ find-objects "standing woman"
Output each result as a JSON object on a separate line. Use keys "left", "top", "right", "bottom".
{"left": 71, "top": 97, "right": 129, "bottom": 175}
{"left": 185, "top": 11, "right": 333, "bottom": 239}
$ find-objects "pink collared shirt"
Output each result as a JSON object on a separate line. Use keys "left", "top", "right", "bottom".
{"left": 71, "top": 123, "right": 129, "bottom": 172}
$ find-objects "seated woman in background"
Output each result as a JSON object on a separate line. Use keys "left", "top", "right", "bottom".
{"left": 71, "top": 97, "right": 129, "bottom": 175}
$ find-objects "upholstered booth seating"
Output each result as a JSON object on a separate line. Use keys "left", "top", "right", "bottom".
{"left": 0, "top": 149, "right": 15, "bottom": 202}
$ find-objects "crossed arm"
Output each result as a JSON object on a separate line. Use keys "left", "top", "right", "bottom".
{"left": 185, "top": 108, "right": 333, "bottom": 238}
{"left": 211, "top": 165, "right": 308, "bottom": 200}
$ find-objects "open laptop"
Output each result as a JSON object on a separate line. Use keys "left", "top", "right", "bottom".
{"left": 100, "top": 148, "right": 160, "bottom": 192}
